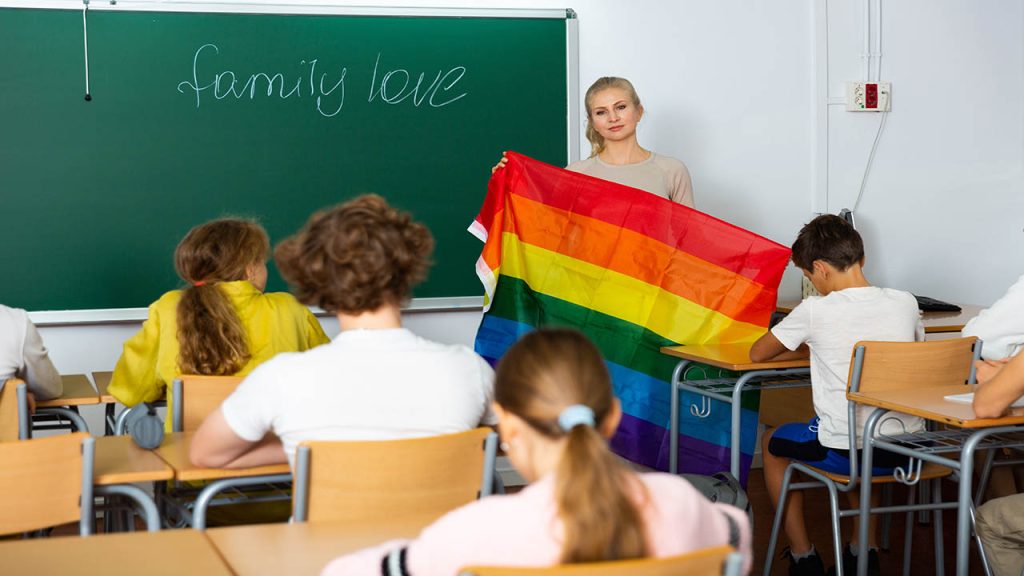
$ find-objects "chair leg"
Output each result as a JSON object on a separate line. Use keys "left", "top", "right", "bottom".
{"left": 970, "top": 504, "right": 993, "bottom": 576}
{"left": 902, "top": 484, "right": 917, "bottom": 576}
{"left": 764, "top": 465, "right": 797, "bottom": 576}
{"left": 933, "top": 478, "right": 945, "bottom": 576}
{"left": 826, "top": 481, "right": 844, "bottom": 576}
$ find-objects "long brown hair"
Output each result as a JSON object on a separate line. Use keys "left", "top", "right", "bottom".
{"left": 584, "top": 76, "right": 642, "bottom": 158}
{"left": 174, "top": 218, "right": 269, "bottom": 375}
{"left": 495, "top": 328, "right": 648, "bottom": 563}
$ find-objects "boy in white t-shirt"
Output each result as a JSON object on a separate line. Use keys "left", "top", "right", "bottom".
{"left": 189, "top": 195, "right": 497, "bottom": 469}
{"left": 749, "top": 214, "right": 923, "bottom": 576}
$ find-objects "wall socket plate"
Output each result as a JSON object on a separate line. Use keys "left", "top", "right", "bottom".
{"left": 846, "top": 81, "right": 891, "bottom": 112}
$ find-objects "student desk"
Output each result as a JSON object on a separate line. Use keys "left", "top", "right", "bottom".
{"left": 95, "top": 435, "right": 174, "bottom": 485}
{"left": 206, "top": 516, "right": 437, "bottom": 576}
{"left": 152, "top": 431, "right": 292, "bottom": 528}
{"left": 849, "top": 385, "right": 1024, "bottom": 576}
{"left": 91, "top": 371, "right": 119, "bottom": 434}
{"left": 31, "top": 374, "right": 99, "bottom": 435}
{"left": 37, "top": 374, "right": 100, "bottom": 407}
{"left": 0, "top": 529, "right": 233, "bottom": 576}
{"left": 776, "top": 301, "right": 984, "bottom": 334}
{"left": 659, "top": 344, "right": 811, "bottom": 477}
{"left": 93, "top": 435, "right": 174, "bottom": 532}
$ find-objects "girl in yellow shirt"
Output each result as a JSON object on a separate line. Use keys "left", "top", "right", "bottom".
{"left": 108, "top": 218, "right": 329, "bottom": 426}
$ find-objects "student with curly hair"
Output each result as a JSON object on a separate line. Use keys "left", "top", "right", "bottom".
{"left": 108, "top": 218, "right": 328, "bottom": 428}
{"left": 190, "top": 195, "right": 496, "bottom": 468}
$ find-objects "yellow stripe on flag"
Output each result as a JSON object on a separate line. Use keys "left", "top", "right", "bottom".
{"left": 500, "top": 232, "right": 765, "bottom": 344}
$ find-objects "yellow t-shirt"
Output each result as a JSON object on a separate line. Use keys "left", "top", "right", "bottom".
{"left": 108, "top": 281, "right": 329, "bottom": 427}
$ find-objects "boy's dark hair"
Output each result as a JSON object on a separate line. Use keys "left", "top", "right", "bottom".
{"left": 790, "top": 214, "right": 864, "bottom": 272}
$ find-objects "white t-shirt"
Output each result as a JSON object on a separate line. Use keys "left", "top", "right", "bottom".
{"left": 771, "top": 287, "right": 925, "bottom": 450}
{"left": 220, "top": 328, "right": 497, "bottom": 466}
{"left": 0, "top": 305, "right": 62, "bottom": 400}
{"left": 963, "top": 272, "right": 1024, "bottom": 360}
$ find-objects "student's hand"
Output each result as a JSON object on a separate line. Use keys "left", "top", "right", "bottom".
{"left": 26, "top": 392, "right": 36, "bottom": 415}
{"left": 491, "top": 152, "right": 509, "bottom": 174}
{"left": 976, "top": 358, "right": 1012, "bottom": 385}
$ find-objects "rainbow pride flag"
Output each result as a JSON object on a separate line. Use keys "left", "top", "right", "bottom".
{"left": 470, "top": 152, "right": 791, "bottom": 481}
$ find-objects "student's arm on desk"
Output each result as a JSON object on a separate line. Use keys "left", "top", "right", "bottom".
{"left": 190, "top": 408, "right": 287, "bottom": 468}
{"left": 749, "top": 331, "right": 810, "bottom": 363}
{"left": 973, "top": 353, "right": 1024, "bottom": 419}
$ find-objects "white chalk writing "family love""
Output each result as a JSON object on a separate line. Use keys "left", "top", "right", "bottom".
{"left": 176, "top": 44, "right": 468, "bottom": 117}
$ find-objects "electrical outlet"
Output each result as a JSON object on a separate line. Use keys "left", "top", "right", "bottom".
{"left": 846, "top": 81, "right": 891, "bottom": 112}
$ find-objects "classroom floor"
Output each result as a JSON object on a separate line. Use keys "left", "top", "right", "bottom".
{"left": 747, "top": 468, "right": 986, "bottom": 575}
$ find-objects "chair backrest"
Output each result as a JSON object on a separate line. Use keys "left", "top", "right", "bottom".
{"left": 0, "top": 379, "right": 30, "bottom": 441}
{"left": 839, "top": 337, "right": 981, "bottom": 483}
{"left": 848, "top": 336, "right": 981, "bottom": 395}
{"left": 458, "top": 546, "right": 741, "bottom": 576}
{"left": 171, "top": 375, "right": 245, "bottom": 432}
{"left": 293, "top": 427, "right": 498, "bottom": 524}
{"left": 0, "top": 432, "right": 94, "bottom": 535}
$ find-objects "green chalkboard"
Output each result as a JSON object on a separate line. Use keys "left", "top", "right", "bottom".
{"left": 0, "top": 7, "right": 570, "bottom": 312}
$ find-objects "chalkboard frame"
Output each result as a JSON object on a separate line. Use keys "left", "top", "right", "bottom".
{"left": 3, "top": 1, "right": 581, "bottom": 325}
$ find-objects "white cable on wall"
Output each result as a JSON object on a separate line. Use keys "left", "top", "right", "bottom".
{"left": 852, "top": 0, "right": 885, "bottom": 214}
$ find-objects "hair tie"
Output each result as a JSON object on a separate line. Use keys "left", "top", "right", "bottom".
{"left": 193, "top": 281, "right": 206, "bottom": 287}
{"left": 558, "top": 404, "right": 595, "bottom": 432}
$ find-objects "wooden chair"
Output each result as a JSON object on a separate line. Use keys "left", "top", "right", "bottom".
{"left": 0, "top": 432, "right": 95, "bottom": 536}
{"left": 171, "top": 375, "right": 245, "bottom": 432}
{"left": 115, "top": 374, "right": 241, "bottom": 435}
{"left": 458, "top": 545, "right": 743, "bottom": 576}
{"left": 166, "top": 375, "right": 290, "bottom": 529}
{"left": 0, "top": 379, "right": 31, "bottom": 441}
{"left": 292, "top": 427, "right": 498, "bottom": 523}
{"left": 763, "top": 337, "right": 980, "bottom": 576}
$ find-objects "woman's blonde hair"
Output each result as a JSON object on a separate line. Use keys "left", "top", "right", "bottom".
{"left": 495, "top": 328, "right": 648, "bottom": 563}
{"left": 174, "top": 218, "right": 269, "bottom": 376}
{"left": 584, "top": 76, "right": 642, "bottom": 157}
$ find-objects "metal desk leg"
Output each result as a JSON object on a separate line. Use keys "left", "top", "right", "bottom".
{"left": 94, "top": 485, "right": 161, "bottom": 532}
{"left": 730, "top": 372, "right": 756, "bottom": 478}
{"left": 957, "top": 433, "right": 980, "bottom": 576}
{"left": 669, "top": 360, "right": 689, "bottom": 475}
{"left": 857, "top": 407, "right": 887, "bottom": 576}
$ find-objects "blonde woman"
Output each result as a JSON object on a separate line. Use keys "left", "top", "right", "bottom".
{"left": 321, "top": 329, "right": 749, "bottom": 575}
{"left": 494, "top": 77, "right": 694, "bottom": 206}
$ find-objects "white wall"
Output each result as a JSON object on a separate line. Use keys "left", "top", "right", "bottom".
{"left": 824, "top": 0, "right": 1024, "bottom": 305}
{"left": 28, "top": 1, "right": 1024, "bottom": 386}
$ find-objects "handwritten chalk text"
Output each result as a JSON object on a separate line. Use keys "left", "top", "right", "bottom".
{"left": 177, "top": 44, "right": 468, "bottom": 117}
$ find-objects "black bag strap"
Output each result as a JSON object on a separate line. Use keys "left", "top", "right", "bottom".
{"left": 381, "top": 546, "right": 410, "bottom": 576}
{"left": 721, "top": 509, "right": 741, "bottom": 549}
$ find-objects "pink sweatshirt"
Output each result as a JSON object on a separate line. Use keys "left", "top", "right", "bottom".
{"left": 322, "top": 472, "right": 751, "bottom": 575}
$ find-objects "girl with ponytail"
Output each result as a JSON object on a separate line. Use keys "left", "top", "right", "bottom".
{"left": 108, "top": 218, "right": 329, "bottom": 429}
{"left": 322, "top": 328, "right": 751, "bottom": 575}
{"left": 492, "top": 77, "right": 694, "bottom": 207}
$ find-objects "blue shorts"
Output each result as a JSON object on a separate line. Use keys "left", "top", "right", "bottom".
{"left": 769, "top": 418, "right": 908, "bottom": 476}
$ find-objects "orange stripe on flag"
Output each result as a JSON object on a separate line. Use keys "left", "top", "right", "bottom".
{"left": 505, "top": 194, "right": 776, "bottom": 326}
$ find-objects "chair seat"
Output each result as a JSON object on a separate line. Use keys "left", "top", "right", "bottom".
{"left": 806, "top": 460, "right": 953, "bottom": 484}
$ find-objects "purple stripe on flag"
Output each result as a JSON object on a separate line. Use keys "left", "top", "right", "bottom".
{"left": 613, "top": 413, "right": 754, "bottom": 486}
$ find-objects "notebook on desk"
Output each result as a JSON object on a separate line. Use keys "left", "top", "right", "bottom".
{"left": 914, "top": 295, "right": 962, "bottom": 313}
{"left": 945, "top": 392, "right": 1024, "bottom": 409}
